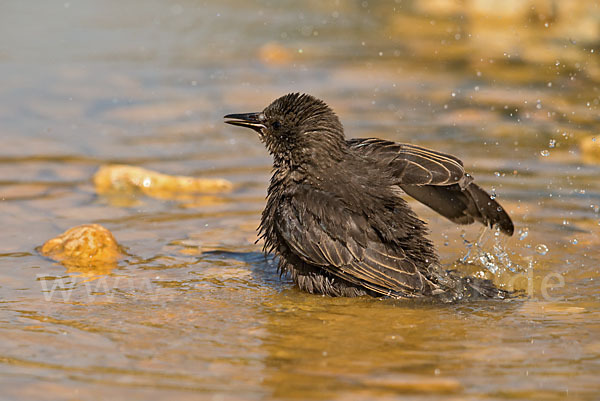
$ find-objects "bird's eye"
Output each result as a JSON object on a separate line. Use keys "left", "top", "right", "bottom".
{"left": 272, "top": 121, "right": 281, "bottom": 130}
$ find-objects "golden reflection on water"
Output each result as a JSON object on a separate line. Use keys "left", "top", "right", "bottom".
{"left": 0, "top": 0, "right": 599, "bottom": 400}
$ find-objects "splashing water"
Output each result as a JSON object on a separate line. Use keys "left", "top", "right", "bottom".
{"left": 519, "top": 228, "right": 529, "bottom": 241}
{"left": 460, "top": 226, "right": 526, "bottom": 274}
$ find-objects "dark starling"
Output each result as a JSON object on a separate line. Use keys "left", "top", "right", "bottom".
{"left": 225, "top": 93, "right": 514, "bottom": 301}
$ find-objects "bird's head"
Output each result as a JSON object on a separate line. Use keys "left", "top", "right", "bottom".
{"left": 225, "top": 93, "right": 346, "bottom": 165}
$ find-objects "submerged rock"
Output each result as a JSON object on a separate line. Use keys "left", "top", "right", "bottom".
{"left": 580, "top": 135, "right": 600, "bottom": 164}
{"left": 40, "top": 224, "right": 121, "bottom": 273}
{"left": 259, "top": 42, "right": 293, "bottom": 66}
{"left": 362, "top": 374, "right": 462, "bottom": 394}
{"left": 93, "top": 164, "right": 233, "bottom": 200}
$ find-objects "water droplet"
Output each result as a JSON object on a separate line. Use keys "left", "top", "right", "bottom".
{"left": 548, "top": 139, "right": 556, "bottom": 148}
{"left": 540, "top": 150, "right": 550, "bottom": 157}
{"left": 142, "top": 178, "right": 151, "bottom": 187}
{"left": 479, "top": 252, "right": 497, "bottom": 273}
{"left": 519, "top": 229, "right": 529, "bottom": 241}
{"left": 571, "top": 238, "right": 578, "bottom": 245}
{"left": 535, "top": 244, "right": 548, "bottom": 255}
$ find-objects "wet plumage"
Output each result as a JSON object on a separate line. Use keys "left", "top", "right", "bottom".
{"left": 225, "top": 93, "right": 514, "bottom": 301}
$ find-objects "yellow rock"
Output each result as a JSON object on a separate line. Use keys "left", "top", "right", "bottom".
{"left": 414, "top": 0, "right": 462, "bottom": 16}
{"left": 93, "top": 164, "right": 233, "bottom": 200}
{"left": 40, "top": 224, "right": 121, "bottom": 274}
{"left": 580, "top": 135, "right": 600, "bottom": 164}
{"left": 363, "top": 374, "right": 462, "bottom": 394}
{"left": 259, "top": 42, "right": 293, "bottom": 66}
{"left": 438, "top": 108, "right": 501, "bottom": 125}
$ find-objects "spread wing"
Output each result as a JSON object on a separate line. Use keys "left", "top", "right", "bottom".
{"left": 348, "top": 137, "right": 465, "bottom": 185}
{"left": 348, "top": 138, "right": 514, "bottom": 235}
{"left": 275, "top": 188, "right": 437, "bottom": 298}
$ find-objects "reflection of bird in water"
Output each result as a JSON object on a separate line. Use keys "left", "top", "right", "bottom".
{"left": 225, "top": 93, "right": 514, "bottom": 301}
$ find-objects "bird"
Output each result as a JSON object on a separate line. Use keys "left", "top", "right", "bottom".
{"left": 225, "top": 93, "right": 514, "bottom": 301}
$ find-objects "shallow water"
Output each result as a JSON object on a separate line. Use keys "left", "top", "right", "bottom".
{"left": 1, "top": 1, "right": 599, "bottom": 400}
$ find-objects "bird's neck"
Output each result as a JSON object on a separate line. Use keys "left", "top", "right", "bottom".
{"left": 270, "top": 133, "right": 349, "bottom": 174}
{"left": 270, "top": 151, "right": 346, "bottom": 190}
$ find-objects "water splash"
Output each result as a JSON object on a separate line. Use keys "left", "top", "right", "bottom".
{"left": 518, "top": 228, "right": 529, "bottom": 241}
{"left": 478, "top": 251, "right": 498, "bottom": 274}
{"left": 460, "top": 226, "right": 523, "bottom": 274}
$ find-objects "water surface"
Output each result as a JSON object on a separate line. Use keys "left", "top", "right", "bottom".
{"left": 1, "top": 1, "right": 599, "bottom": 400}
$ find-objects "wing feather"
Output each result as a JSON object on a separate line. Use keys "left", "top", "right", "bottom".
{"left": 348, "top": 138, "right": 514, "bottom": 235}
{"left": 348, "top": 138, "right": 464, "bottom": 185}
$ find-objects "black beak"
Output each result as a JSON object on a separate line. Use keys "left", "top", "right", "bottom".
{"left": 224, "top": 112, "right": 266, "bottom": 134}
